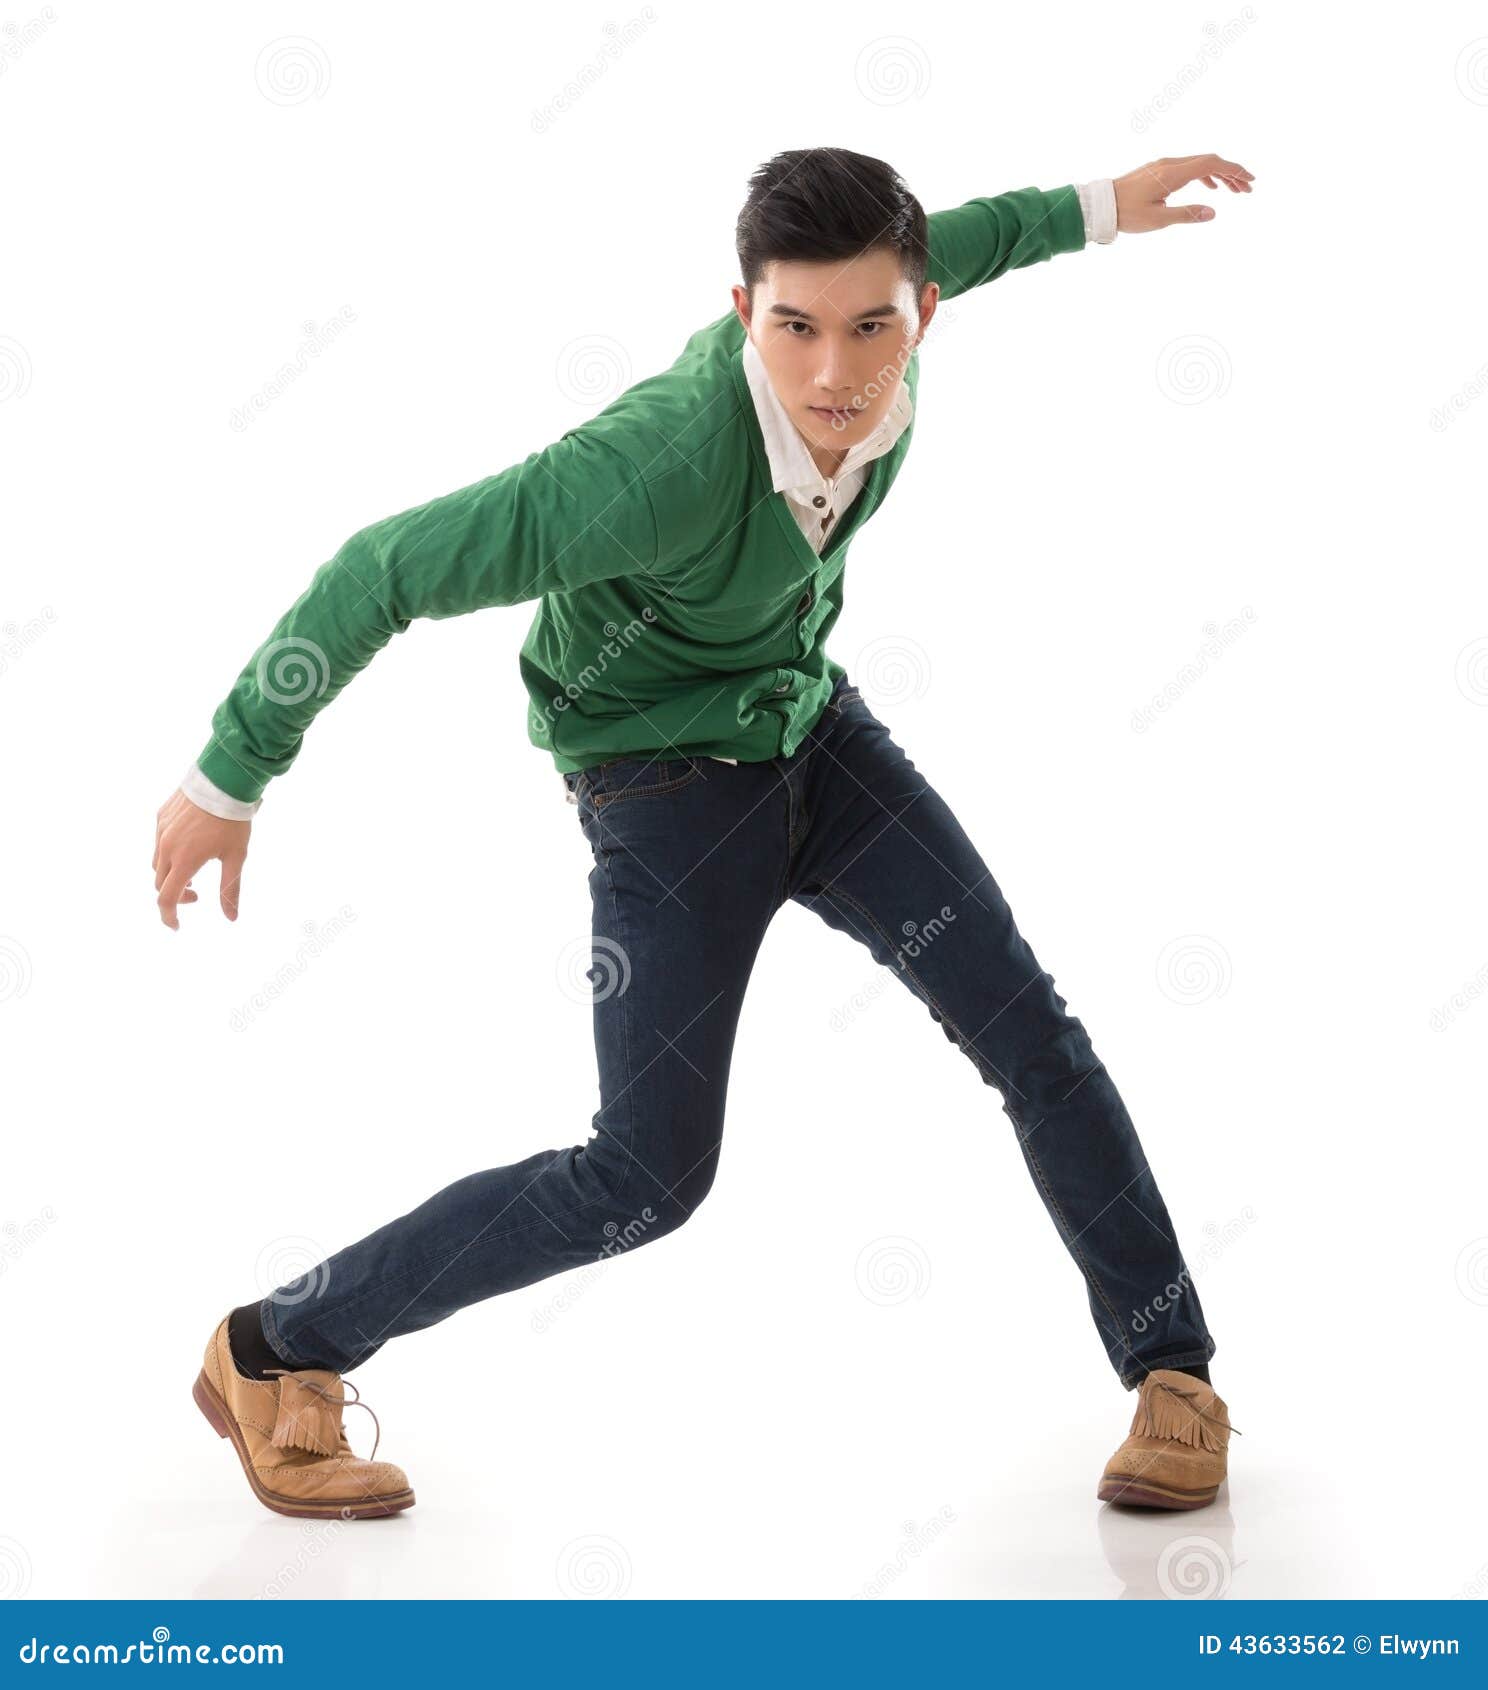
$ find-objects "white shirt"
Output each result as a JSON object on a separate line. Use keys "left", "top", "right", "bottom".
{"left": 184, "top": 181, "right": 1117, "bottom": 819}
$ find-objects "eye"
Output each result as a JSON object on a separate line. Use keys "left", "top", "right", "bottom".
{"left": 784, "top": 321, "right": 813, "bottom": 337}
{"left": 858, "top": 321, "right": 885, "bottom": 337}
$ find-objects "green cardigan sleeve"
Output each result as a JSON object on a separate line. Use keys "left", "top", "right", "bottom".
{"left": 194, "top": 427, "right": 658, "bottom": 805}
{"left": 924, "top": 184, "right": 1087, "bottom": 301}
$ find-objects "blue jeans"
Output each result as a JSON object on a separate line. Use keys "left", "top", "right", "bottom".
{"left": 261, "top": 674, "right": 1216, "bottom": 1390}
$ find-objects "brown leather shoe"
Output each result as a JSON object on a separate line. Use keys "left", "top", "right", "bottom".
{"left": 1097, "top": 1369, "right": 1237, "bottom": 1510}
{"left": 193, "top": 1314, "right": 415, "bottom": 1519}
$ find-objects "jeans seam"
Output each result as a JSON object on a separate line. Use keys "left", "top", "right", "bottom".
{"left": 595, "top": 809, "right": 640, "bottom": 1204}
{"left": 814, "top": 879, "right": 1132, "bottom": 1359}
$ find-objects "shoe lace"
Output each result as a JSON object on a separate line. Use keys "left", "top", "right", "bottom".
{"left": 264, "top": 1368, "right": 382, "bottom": 1460}
{"left": 1152, "top": 1376, "right": 1244, "bottom": 1437}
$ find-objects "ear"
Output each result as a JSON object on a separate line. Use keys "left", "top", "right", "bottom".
{"left": 731, "top": 281, "right": 751, "bottom": 335}
{"left": 912, "top": 280, "right": 941, "bottom": 349}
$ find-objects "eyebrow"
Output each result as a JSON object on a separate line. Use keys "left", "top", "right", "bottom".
{"left": 766, "top": 303, "right": 900, "bottom": 323}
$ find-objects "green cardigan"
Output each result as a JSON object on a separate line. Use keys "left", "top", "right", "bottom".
{"left": 195, "top": 183, "right": 1087, "bottom": 801}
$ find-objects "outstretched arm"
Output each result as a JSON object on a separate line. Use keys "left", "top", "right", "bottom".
{"left": 190, "top": 426, "right": 658, "bottom": 812}
{"left": 924, "top": 153, "right": 1253, "bottom": 301}
{"left": 154, "top": 423, "right": 658, "bottom": 926}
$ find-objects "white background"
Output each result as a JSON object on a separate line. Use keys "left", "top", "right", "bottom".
{"left": 3, "top": 0, "right": 1486, "bottom": 1602}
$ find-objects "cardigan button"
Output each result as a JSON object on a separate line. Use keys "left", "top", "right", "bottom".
{"left": 773, "top": 680, "right": 791, "bottom": 694}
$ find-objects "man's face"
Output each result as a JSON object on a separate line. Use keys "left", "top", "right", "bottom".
{"left": 732, "top": 249, "right": 937, "bottom": 460}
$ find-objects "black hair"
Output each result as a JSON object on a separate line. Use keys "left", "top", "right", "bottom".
{"left": 735, "top": 147, "right": 928, "bottom": 304}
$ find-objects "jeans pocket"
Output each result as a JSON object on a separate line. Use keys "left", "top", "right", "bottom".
{"left": 825, "top": 683, "right": 863, "bottom": 718}
{"left": 588, "top": 754, "right": 702, "bottom": 809}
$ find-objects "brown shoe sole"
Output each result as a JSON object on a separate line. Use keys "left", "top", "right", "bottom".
{"left": 193, "top": 1369, "right": 416, "bottom": 1520}
{"left": 1097, "top": 1472, "right": 1220, "bottom": 1510}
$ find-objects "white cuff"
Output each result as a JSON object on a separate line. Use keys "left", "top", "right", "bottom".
{"left": 180, "top": 761, "right": 262, "bottom": 821}
{"left": 1075, "top": 178, "right": 1118, "bottom": 245}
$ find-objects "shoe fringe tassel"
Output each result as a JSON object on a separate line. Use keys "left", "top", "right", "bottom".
{"left": 1132, "top": 1379, "right": 1234, "bottom": 1454}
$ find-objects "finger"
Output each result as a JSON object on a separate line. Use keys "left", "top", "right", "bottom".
{"left": 220, "top": 851, "right": 246, "bottom": 922}
{"left": 1151, "top": 155, "right": 1215, "bottom": 194}
{"left": 1153, "top": 201, "right": 1216, "bottom": 228}
{"left": 1156, "top": 154, "right": 1250, "bottom": 195}
{"left": 1200, "top": 176, "right": 1217, "bottom": 189}
{"left": 158, "top": 865, "right": 193, "bottom": 930}
{"left": 180, "top": 889, "right": 199, "bottom": 903}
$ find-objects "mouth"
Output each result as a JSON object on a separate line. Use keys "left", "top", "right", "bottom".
{"left": 810, "top": 406, "right": 862, "bottom": 426}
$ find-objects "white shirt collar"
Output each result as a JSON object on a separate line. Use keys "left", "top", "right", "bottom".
{"left": 741, "top": 331, "right": 913, "bottom": 505}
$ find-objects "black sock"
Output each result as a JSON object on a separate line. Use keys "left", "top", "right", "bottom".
{"left": 227, "top": 1301, "right": 286, "bottom": 1381}
{"left": 1172, "top": 1363, "right": 1211, "bottom": 1386}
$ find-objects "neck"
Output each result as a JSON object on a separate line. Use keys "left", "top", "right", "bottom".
{"left": 805, "top": 437, "right": 849, "bottom": 480}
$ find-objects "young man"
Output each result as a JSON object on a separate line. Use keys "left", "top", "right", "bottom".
{"left": 158, "top": 148, "right": 1252, "bottom": 1521}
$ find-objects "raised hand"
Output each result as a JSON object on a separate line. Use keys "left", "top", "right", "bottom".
{"left": 1114, "top": 154, "right": 1254, "bottom": 232}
